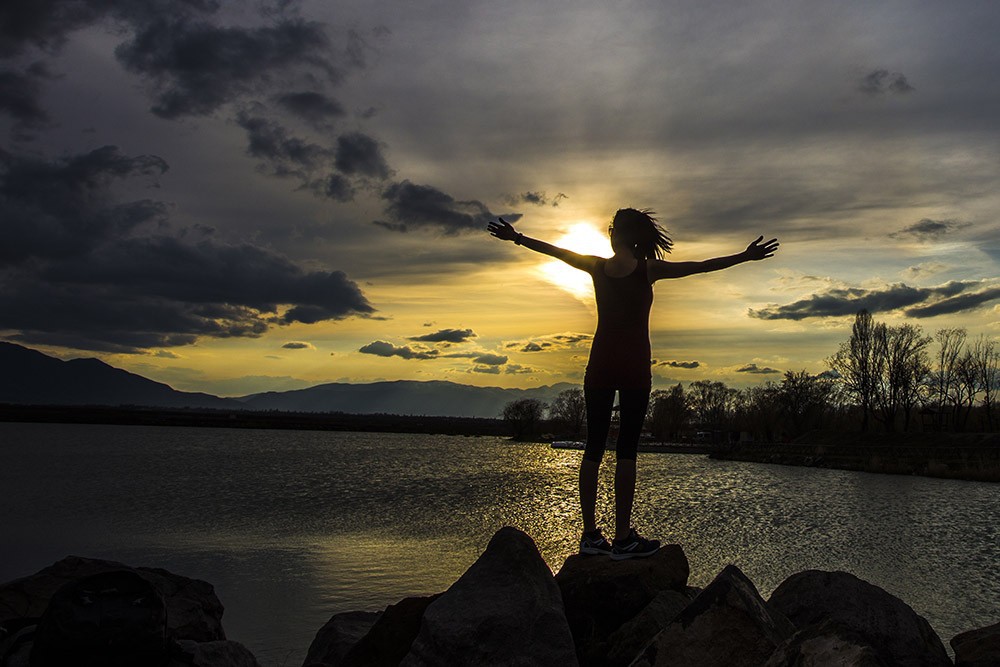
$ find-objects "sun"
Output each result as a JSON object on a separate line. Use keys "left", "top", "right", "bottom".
{"left": 537, "top": 222, "right": 610, "bottom": 300}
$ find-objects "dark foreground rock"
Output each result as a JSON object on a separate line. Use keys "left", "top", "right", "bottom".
{"left": 0, "top": 556, "right": 258, "bottom": 666}
{"left": 302, "top": 610, "right": 381, "bottom": 666}
{"left": 634, "top": 564, "right": 795, "bottom": 667}
{"left": 763, "top": 619, "right": 888, "bottom": 666}
{"left": 0, "top": 555, "right": 225, "bottom": 642}
{"left": 555, "top": 545, "right": 689, "bottom": 666}
{"left": 400, "top": 526, "right": 577, "bottom": 666}
{"left": 769, "top": 569, "right": 952, "bottom": 667}
{"left": 951, "top": 621, "right": 1000, "bottom": 667}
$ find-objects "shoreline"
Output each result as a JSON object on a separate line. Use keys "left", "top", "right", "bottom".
{"left": 711, "top": 431, "right": 1000, "bottom": 483}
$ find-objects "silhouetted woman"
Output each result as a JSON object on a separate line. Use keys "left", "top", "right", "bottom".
{"left": 488, "top": 209, "right": 778, "bottom": 559}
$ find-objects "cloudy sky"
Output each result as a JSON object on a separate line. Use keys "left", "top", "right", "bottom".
{"left": 2, "top": 0, "right": 998, "bottom": 396}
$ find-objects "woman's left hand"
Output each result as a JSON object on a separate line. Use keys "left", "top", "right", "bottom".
{"left": 745, "top": 236, "right": 779, "bottom": 260}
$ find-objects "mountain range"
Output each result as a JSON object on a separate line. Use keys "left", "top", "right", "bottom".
{"left": 0, "top": 342, "right": 575, "bottom": 418}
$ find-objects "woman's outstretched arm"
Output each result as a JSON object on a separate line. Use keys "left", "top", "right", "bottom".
{"left": 648, "top": 236, "right": 779, "bottom": 281}
{"left": 487, "top": 218, "right": 599, "bottom": 272}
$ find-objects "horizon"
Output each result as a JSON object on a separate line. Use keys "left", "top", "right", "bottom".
{"left": 2, "top": 1, "right": 998, "bottom": 397}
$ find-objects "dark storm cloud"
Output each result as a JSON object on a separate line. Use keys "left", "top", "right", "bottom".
{"left": 504, "top": 191, "right": 569, "bottom": 207}
{"left": 274, "top": 91, "right": 345, "bottom": 126}
{"left": 115, "top": 16, "right": 339, "bottom": 118}
{"left": 859, "top": 69, "right": 915, "bottom": 95}
{"left": 408, "top": 328, "right": 476, "bottom": 343}
{"left": 358, "top": 341, "right": 438, "bottom": 360}
{"left": 749, "top": 281, "right": 980, "bottom": 320}
{"left": 0, "top": 145, "right": 374, "bottom": 351}
{"left": 904, "top": 287, "right": 1000, "bottom": 318}
{"left": 0, "top": 63, "right": 52, "bottom": 130}
{"left": 376, "top": 180, "right": 520, "bottom": 234}
{"left": 0, "top": 145, "right": 168, "bottom": 264}
{"left": 0, "top": 0, "right": 222, "bottom": 57}
{"left": 334, "top": 132, "right": 391, "bottom": 180}
{"left": 43, "top": 236, "right": 375, "bottom": 322}
{"left": 658, "top": 360, "right": 700, "bottom": 369}
{"left": 282, "top": 341, "right": 313, "bottom": 349}
{"left": 890, "top": 218, "right": 971, "bottom": 240}
{"left": 472, "top": 353, "right": 508, "bottom": 366}
{"left": 309, "top": 173, "right": 355, "bottom": 202}
{"left": 236, "top": 111, "right": 332, "bottom": 174}
{"left": 736, "top": 364, "right": 780, "bottom": 375}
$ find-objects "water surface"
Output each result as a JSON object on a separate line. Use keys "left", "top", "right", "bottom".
{"left": 1, "top": 423, "right": 996, "bottom": 665}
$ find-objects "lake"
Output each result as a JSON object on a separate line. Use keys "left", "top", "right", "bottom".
{"left": 1, "top": 422, "right": 997, "bottom": 665}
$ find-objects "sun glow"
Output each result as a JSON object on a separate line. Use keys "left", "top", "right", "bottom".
{"left": 537, "top": 223, "right": 610, "bottom": 301}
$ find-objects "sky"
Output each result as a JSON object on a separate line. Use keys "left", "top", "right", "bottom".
{"left": 2, "top": 0, "right": 999, "bottom": 396}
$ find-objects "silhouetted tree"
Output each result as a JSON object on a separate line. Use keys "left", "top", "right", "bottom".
{"left": 970, "top": 335, "right": 999, "bottom": 430}
{"left": 776, "top": 370, "right": 838, "bottom": 437}
{"left": 829, "top": 310, "right": 878, "bottom": 431}
{"left": 873, "top": 323, "right": 931, "bottom": 431}
{"left": 502, "top": 398, "right": 547, "bottom": 440}
{"left": 549, "top": 388, "right": 586, "bottom": 436}
{"left": 648, "top": 383, "right": 689, "bottom": 440}
{"left": 687, "top": 380, "right": 736, "bottom": 429}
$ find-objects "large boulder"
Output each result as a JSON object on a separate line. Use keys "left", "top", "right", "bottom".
{"left": 634, "top": 564, "right": 795, "bottom": 667}
{"left": 333, "top": 595, "right": 441, "bottom": 667}
{"left": 302, "top": 610, "right": 381, "bottom": 667}
{"left": 768, "top": 570, "right": 951, "bottom": 667}
{"left": 169, "top": 639, "right": 262, "bottom": 667}
{"left": 951, "top": 621, "right": 1000, "bottom": 667}
{"left": 604, "top": 589, "right": 693, "bottom": 667}
{"left": 763, "top": 619, "right": 887, "bottom": 667}
{"left": 401, "top": 526, "right": 578, "bottom": 667}
{"left": 556, "top": 545, "right": 689, "bottom": 665}
{"left": 0, "top": 556, "right": 225, "bottom": 642}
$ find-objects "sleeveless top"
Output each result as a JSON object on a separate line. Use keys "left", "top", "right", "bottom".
{"left": 584, "top": 258, "right": 653, "bottom": 389}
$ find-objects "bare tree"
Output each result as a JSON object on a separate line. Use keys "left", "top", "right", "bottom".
{"left": 648, "top": 383, "right": 689, "bottom": 440}
{"left": 928, "top": 328, "right": 967, "bottom": 430}
{"left": 970, "top": 335, "right": 999, "bottom": 430}
{"left": 549, "top": 387, "right": 586, "bottom": 436}
{"left": 873, "top": 323, "right": 932, "bottom": 431}
{"left": 829, "top": 310, "right": 878, "bottom": 431}
{"left": 502, "top": 398, "right": 547, "bottom": 440}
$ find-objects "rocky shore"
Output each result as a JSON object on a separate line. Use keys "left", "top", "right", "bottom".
{"left": 2, "top": 529, "right": 998, "bottom": 666}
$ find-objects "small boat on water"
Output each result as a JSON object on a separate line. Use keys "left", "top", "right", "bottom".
{"left": 551, "top": 440, "right": 586, "bottom": 450}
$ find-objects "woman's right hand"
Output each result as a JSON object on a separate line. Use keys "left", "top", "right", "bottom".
{"left": 487, "top": 217, "right": 518, "bottom": 242}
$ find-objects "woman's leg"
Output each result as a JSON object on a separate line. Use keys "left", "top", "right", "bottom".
{"left": 581, "top": 387, "right": 615, "bottom": 532}
{"left": 613, "top": 387, "right": 651, "bottom": 539}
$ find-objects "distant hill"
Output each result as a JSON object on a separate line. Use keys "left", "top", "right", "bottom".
{"left": 236, "top": 380, "right": 578, "bottom": 418}
{"left": 0, "top": 342, "right": 578, "bottom": 418}
{"left": 0, "top": 342, "right": 240, "bottom": 410}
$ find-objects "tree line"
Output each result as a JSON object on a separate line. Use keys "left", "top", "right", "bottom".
{"left": 502, "top": 310, "right": 999, "bottom": 440}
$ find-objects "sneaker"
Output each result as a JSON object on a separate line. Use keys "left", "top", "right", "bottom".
{"left": 610, "top": 528, "right": 660, "bottom": 560}
{"left": 579, "top": 528, "right": 613, "bottom": 556}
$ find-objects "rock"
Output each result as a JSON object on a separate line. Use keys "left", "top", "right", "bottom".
{"left": 0, "top": 556, "right": 225, "bottom": 642}
{"left": 302, "top": 610, "right": 381, "bottom": 667}
{"left": 170, "top": 639, "right": 262, "bottom": 667}
{"left": 556, "top": 545, "right": 689, "bottom": 665}
{"left": 951, "top": 621, "right": 1000, "bottom": 667}
{"left": 604, "top": 589, "right": 692, "bottom": 667}
{"left": 401, "top": 526, "right": 578, "bottom": 667}
{"left": 634, "top": 564, "right": 795, "bottom": 667}
{"left": 337, "top": 595, "right": 441, "bottom": 667}
{"left": 768, "top": 570, "right": 951, "bottom": 667}
{"left": 763, "top": 619, "right": 887, "bottom": 667}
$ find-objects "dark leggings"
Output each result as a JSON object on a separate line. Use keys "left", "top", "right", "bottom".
{"left": 583, "top": 387, "right": 651, "bottom": 462}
